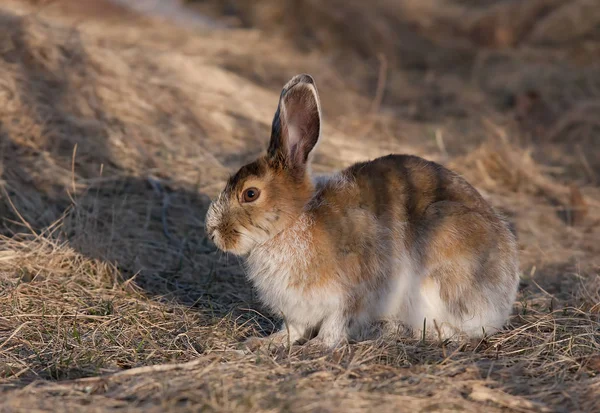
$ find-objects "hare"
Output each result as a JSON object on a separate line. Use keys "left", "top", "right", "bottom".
{"left": 205, "top": 74, "right": 519, "bottom": 348}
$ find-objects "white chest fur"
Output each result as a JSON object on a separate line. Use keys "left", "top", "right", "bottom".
{"left": 245, "top": 214, "right": 341, "bottom": 328}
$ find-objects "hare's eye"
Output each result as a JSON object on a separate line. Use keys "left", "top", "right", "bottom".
{"left": 242, "top": 187, "right": 260, "bottom": 203}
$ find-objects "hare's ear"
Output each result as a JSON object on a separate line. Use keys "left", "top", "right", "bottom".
{"left": 267, "top": 74, "right": 321, "bottom": 172}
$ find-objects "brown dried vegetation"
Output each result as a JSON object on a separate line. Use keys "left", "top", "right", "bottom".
{"left": 0, "top": 0, "right": 599, "bottom": 411}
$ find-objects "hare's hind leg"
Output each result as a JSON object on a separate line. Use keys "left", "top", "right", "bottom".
{"left": 417, "top": 201, "right": 519, "bottom": 338}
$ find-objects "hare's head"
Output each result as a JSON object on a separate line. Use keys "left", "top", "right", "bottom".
{"left": 205, "top": 74, "right": 322, "bottom": 255}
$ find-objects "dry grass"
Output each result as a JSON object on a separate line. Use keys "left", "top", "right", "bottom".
{"left": 0, "top": 0, "right": 599, "bottom": 411}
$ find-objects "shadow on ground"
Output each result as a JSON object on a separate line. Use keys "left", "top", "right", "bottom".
{"left": 0, "top": 9, "right": 260, "bottom": 317}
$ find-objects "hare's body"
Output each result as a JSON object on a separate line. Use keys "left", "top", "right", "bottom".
{"left": 245, "top": 155, "right": 518, "bottom": 345}
{"left": 206, "top": 74, "right": 519, "bottom": 348}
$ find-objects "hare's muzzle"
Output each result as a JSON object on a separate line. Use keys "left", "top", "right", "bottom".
{"left": 205, "top": 202, "right": 222, "bottom": 245}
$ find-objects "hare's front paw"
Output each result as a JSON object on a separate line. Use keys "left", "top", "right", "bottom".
{"left": 309, "top": 313, "right": 347, "bottom": 349}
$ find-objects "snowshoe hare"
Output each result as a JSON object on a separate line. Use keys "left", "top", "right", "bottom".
{"left": 206, "top": 74, "right": 519, "bottom": 348}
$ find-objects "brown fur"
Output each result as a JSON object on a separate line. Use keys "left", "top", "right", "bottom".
{"left": 302, "top": 155, "right": 516, "bottom": 318}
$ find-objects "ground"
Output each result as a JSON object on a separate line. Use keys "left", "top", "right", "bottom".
{"left": 0, "top": 0, "right": 599, "bottom": 412}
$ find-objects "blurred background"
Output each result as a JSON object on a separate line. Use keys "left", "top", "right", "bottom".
{"left": 0, "top": 1, "right": 599, "bottom": 411}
